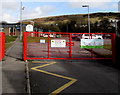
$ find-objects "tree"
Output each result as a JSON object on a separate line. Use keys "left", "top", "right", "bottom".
{"left": 99, "top": 18, "right": 111, "bottom": 33}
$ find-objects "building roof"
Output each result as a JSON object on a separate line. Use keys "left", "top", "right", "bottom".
{"left": 0, "top": 22, "right": 26, "bottom": 28}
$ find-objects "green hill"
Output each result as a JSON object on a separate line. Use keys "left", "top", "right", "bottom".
{"left": 23, "top": 12, "right": 120, "bottom": 33}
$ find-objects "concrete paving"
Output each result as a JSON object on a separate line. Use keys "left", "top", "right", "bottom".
{"left": 2, "top": 39, "right": 26, "bottom": 94}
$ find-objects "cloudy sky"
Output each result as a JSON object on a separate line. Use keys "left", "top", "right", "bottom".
{"left": 0, "top": 0, "right": 119, "bottom": 23}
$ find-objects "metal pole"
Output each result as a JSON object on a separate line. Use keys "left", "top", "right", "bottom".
{"left": 115, "top": 19, "right": 120, "bottom": 37}
{"left": 88, "top": 6, "right": 91, "bottom": 38}
{"left": 115, "top": 20, "right": 118, "bottom": 34}
{"left": 82, "top": 5, "right": 91, "bottom": 38}
{"left": 20, "top": 2, "right": 22, "bottom": 40}
{"left": 67, "top": 24, "right": 68, "bottom": 32}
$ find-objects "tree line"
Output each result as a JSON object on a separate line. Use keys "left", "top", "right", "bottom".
{"left": 34, "top": 17, "right": 119, "bottom": 33}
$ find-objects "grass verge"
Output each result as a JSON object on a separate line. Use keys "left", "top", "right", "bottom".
{"left": 5, "top": 36, "right": 18, "bottom": 50}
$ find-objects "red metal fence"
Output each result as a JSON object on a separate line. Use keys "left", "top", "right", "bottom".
{"left": 23, "top": 32, "right": 116, "bottom": 62}
{"left": 0, "top": 32, "right": 5, "bottom": 61}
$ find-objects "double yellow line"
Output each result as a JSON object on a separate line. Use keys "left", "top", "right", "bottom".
{"left": 31, "top": 61, "right": 77, "bottom": 95}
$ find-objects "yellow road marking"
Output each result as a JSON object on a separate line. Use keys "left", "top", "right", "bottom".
{"left": 32, "top": 62, "right": 56, "bottom": 69}
{"left": 31, "top": 61, "right": 77, "bottom": 95}
{"left": 50, "top": 80, "right": 77, "bottom": 95}
{"left": 31, "top": 61, "right": 52, "bottom": 63}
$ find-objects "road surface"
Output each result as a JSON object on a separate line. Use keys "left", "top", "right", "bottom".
{"left": 28, "top": 59, "right": 120, "bottom": 94}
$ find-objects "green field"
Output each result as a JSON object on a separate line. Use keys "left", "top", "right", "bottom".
{"left": 27, "top": 37, "right": 50, "bottom": 43}
{"left": 6, "top": 36, "right": 18, "bottom": 50}
{"left": 6, "top": 36, "right": 18, "bottom": 43}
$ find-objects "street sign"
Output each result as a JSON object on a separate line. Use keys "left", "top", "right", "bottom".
{"left": 26, "top": 24, "right": 33, "bottom": 32}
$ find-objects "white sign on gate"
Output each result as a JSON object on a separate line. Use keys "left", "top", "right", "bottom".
{"left": 26, "top": 24, "right": 33, "bottom": 32}
{"left": 51, "top": 39, "right": 66, "bottom": 47}
{"left": 40, "top": 39, "right": 45, "bottom": 43}
{"left": 81, "top": 39, "right": 104, "bottom": 48}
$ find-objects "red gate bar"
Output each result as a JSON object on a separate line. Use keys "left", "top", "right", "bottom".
{"left": 23, "top": 32, "right": 116, "bottom": 62}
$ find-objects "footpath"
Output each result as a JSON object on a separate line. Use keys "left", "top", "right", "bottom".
{"left": 2, "top": 38, "right": 26, "bottom": 94}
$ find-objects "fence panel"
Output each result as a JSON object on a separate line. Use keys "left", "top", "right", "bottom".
{"left": 23, "top": 32, "right": 115, "bottom": 61}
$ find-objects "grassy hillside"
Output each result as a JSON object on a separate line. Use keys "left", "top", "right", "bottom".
{"left": 23, "top": 12, "right": 120, "bottom": 33}
{"left": 23, "top": 12, "right": 119, "bottom": 24}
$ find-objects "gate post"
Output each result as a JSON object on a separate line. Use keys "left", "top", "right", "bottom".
{"left": 112, "top": 33, "right": 116, "bottom": 63}
{"left": 0, "top": 33, "right": 2, "bottom": 61}
{"left": 69, "top": 33, "right": 72, "bottom": 58}
{"left": 0, "top": 32, "right": 5, "bottom": 61}
{"left": 48, "top": 33, "right": 50, "bottom": 58}
{"left": 2, "top": 33, "right": 5, "bottom": 59}
{"left": 23, "top": 32, "right": 27, "bottom": 61}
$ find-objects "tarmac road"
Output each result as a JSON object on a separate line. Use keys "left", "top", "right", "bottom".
{"left": 28, "top": 59, "right": 120, "bottom": 94}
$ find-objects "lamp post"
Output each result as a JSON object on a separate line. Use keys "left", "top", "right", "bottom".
{"left": 82, "top": 5, "right": 90, "bottom": 38}
{"left": 111, "top": 19, "right": 119, "bottom": 36}
{"left": 20, "top": 2, "right": 24, "bottom": 40}
{"left": 115, "top": 19, "right": 119, "bottom": 35}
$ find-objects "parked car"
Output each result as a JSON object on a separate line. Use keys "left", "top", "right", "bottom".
{"left": 72, "top": 34, "right": 79, "bottom": 39}
{"left": 81, "top": 34, "right": 103, "bottom": 39}
{"left": 43, "top": 34, "right": 54, "bottom": 37}
{"left": 72, "top": 34, "right": 82, "bottom": 40}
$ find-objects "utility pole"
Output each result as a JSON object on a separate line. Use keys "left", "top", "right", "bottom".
{"left": 20, "top": 2, "right": 23, "bottom": 40}
{"left": 82, "top": 5, "right": 90, "bottom": 38}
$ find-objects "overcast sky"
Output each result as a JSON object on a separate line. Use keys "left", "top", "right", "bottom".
{"left": 0, "top": 0, "right": 119, "bottom": 23}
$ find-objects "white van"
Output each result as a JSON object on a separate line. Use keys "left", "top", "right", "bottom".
{"left": 43, "top": 34, "right": 54, "bottom": 37}
{"left": 82, "top": 34, "right": 103, "bottom": 39}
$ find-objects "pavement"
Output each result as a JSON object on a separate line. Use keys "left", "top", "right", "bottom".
{"left": 2, "top": 39, "right": 26, "bottom": 94}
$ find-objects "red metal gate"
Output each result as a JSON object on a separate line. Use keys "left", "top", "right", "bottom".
{"left": 0, "top": 32, "right": 5, "bottom": 61}
{"left": 23, "top": 32, "right": 116, "bottom": 62}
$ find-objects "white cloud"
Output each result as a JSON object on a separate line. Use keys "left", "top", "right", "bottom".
{"left": 1, "top": 0, "right": 119, "bottom": 23}
{"left": 16, "top": 0, "right": 70, "bottom": 2}
{"left": 2, "top": 1, "right": 19, "bottom": 11}
{"left": 1, "top": 0, "right": 57, "bottom": 23}
{"left": 68, "top": 0, "right": 119, "bottom": 2}
{"left": 69, "top": 2, "right": 105, "bottom": 8}
{"left": 68, "top": 0, "right": 118, "bottom": 12}
{"left": 22, "top": 5, "right": 57, "bottom": 20}
{"left": 0, "top": 0, "right": 20, "bottom": 23}
{"left": 2, "top": 13, "right": 18, "bottom": 23}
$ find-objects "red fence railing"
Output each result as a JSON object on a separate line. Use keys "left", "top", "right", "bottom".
{"left": 23, "top": 32, "right": 116, "bottom": 62}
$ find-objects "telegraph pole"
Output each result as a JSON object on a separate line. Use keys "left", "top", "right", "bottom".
{"left": 20, "top": 2, "right": 23, "bottom": 40}
{"left": 82, "top": 5, "right": 90, "bottom": 38}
